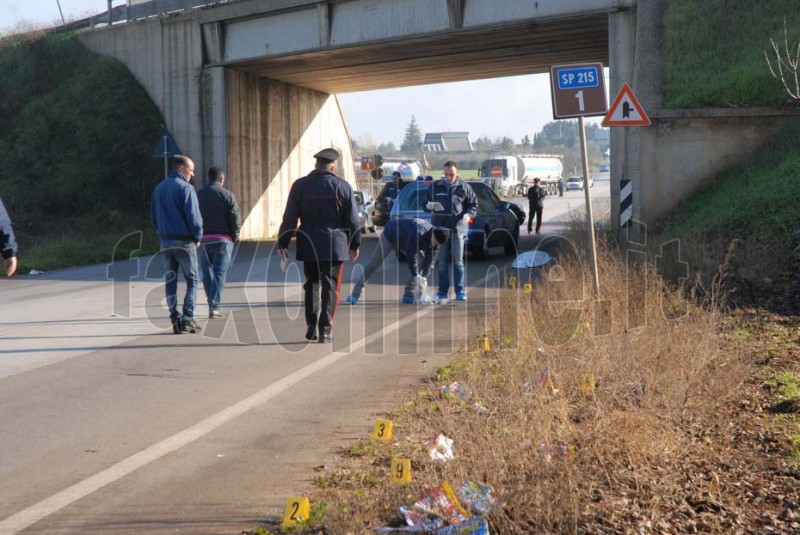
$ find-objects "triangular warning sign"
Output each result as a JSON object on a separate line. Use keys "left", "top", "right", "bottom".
{"left": 150, "top": 129, "right": 182, "bottom": 158}
{"left": 602, "top": 83, "right": 650, "bottom": 127}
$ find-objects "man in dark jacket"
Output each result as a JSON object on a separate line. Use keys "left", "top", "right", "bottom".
{"left": 425, "top": 161, "right": 478, "bottom": 304}
{"left": 151, "top": 155, "right": 203, "bottom": 334}
{"left": 0, "top": 197, "right": 18, "bottom": 277}
{"left": 527, "top": 178, "right": 546, "bottom": 235}
{"left": 345, "top": 219, "right": 450, "bottom": 305}
{"left": 278, "top": 148, "right": 360, "bottom": 343}
{"left": 198, "top": 166, "right": 241, "bottom": 319}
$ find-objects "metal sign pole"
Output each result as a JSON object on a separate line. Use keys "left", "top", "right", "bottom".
{"left": 163, "top": 135, "right": 169, "bottom": 179}
{"left": 578, "top": 116, "right": 600, "bottom": 296}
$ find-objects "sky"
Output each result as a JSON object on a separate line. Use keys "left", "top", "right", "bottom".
{"left": 1, "top": 1, "right": 607, "bottom": 147}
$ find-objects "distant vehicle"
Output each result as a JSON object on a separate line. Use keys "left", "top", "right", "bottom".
{"left": 565, "top": 175, "right": 593, "bottom": 191}
{"left": 389, "top": 179, "right": 524, "bottom": 259}
{"left": 371, "top": 181, "right": 410, "bottom": 227}
{"left": 379, "top": 159, "right": 422, "bottom": 181}
{"left": 354, "top": 189, "right": 376, "bottom": 234}
{"left": 599, "top": 163, "right": 610, "bottom": 172}
{"left": 479, "top": 155, "right": 563, "bottom": 197}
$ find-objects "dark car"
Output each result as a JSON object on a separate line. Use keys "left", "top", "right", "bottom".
{"left": 389, "top": 180, "right": 524, "bottom": 259}
{"left": 354, "top": 189, "right": 376, "bottom": 233}
{"left": 371, "top": 181, "right": 409, "bottom": 227}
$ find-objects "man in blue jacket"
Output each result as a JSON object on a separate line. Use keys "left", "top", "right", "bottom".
{"left": 0, "top": 197, "right": 18, "bottom": 277}
{"left": 278, "top": 148, "right": 360, "bottom": 343}
{"left": 345, "top": 219, "right": 450, "bottom": 305}
{"left": 425, "top": 161, "right": 478, "bottom": 304}
{"left": 198, "top": 166, "right": 240, "bottom": 319}
{"left": 151, "top": 155, "right": 204, "bottom": 334}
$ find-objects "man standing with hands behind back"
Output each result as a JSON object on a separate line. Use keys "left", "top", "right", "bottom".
{"left": 278, "top": 148, "right": 360, "bottom": 343}
{"left": 425, "top": 160, "right": 477, "bottom": 304}
{"left": 527, "top": 177, "right": 546, "bottom": 235}
{"left": 151, "top": 155, "right": 203, "bottom": 335}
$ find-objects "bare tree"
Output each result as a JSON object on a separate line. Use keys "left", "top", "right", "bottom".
{"left": 764, "top": 18, "right": 800, "bottom": 101}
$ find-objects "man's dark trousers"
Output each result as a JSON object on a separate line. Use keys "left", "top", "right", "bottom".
{"left": 528, "top": 205, "right": 544, "bottom": 233}
{"left": 304, "top": 261, "right": 344, "bottom": 337}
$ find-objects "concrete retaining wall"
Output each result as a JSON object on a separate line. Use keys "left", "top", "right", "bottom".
{"left": 226, "top": 70, "right": 356, "bottom": 239}
{"left": 79, "top": 14, "right": 208, "bottom": 175}
{"left": 637, "top": 110, "right": 800, "bottom": 225}
{"left": 80, "top": 16, "right": 357, "bottom": 240}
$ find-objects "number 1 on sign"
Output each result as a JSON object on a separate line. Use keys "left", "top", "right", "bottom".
{"left": 575, "top": 90, "right": 585, "bottom": 112}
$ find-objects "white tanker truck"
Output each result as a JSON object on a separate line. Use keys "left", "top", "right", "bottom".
{"left": 479, "top": 154, "right": 563, "bottom": 197}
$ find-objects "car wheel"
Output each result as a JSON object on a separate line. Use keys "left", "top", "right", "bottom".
{"left": 504, "top": 224, "right": 519, "bottom": 256}
{"left": 472, "top": 232, "right": 490, "bottom": 260}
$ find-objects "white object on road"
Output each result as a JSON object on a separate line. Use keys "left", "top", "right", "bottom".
{"left": 511, "top": 250, "right": 553, "bottom": 269}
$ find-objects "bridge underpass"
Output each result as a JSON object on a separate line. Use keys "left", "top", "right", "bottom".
{"left": 80, "top": 0, "right": 642, "bottom": 239}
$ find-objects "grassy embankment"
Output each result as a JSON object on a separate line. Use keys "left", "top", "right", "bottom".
{"left": 245, "top": 2, "right": 800, "bottom": 533}
{"left": 665, "top": 0, "right": 800, "bottom": 108}
{"left": 0, "top": 32, "right": 164, "bottom": 272}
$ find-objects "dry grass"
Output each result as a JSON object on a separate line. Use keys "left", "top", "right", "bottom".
{"left": 298, "top": 230, "right": 751, "bottom": 533}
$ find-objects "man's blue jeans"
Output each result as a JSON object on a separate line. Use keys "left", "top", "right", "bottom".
{"left": 200, "top": 239, "right": 233, "bottom": 312}
{"left": 437, "top": 231, "right": 466, "bottom": 295}
{"left": 161, "top": 240, "right": 199, "bottom": 322}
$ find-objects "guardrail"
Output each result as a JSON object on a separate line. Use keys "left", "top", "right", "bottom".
{"left": 63, "top": 0, "right": 237, "bottom": 31}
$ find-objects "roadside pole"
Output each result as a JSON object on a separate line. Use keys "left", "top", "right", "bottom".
{"left": 601, "top": 83, "right": 652, "bottom": 235}
{"left": 549, "top": 63, "right": 608, "bottom": 296}
{"left": 163, "top": 134, "right": 169, "bottom": 179}
{"left": 578, "top": 116, "right": 600, "bottom": 295}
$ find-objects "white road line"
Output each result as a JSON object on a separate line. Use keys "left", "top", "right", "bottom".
{"left": 0, "top": 294, "right": 447, "bottom": 534}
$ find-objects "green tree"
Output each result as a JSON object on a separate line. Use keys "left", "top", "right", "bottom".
{"left": 521, "top": 135, "right": 531, "bottom": 149}
{"left": 377, "top": 141, "right": 399, "bottom": 156}
{"left": 473, "top": 136, "right": 494, "bottom": 149}
{"left": 500, "top": 136, "right": 515, "bottom": 151}
{"left": 401, "top": 115, "right": 423, "bottom": 154}
{"left": 540, "top": 120, "right": 578, "bottom": 148}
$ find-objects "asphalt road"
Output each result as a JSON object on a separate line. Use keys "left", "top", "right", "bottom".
{"left": 0, "top": 174, "right": 609, "bottom": 534}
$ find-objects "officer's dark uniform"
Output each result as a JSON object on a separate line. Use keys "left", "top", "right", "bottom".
{"left": 278, "top": 148, "right": 360, "bottom": 342}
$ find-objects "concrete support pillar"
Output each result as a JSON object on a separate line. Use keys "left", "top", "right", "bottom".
{"left": 225, "top": 71, "right": 356, "bottom": 240}
{"left": 200, "top": 66, "right": 227, "bottom": 185}
{"left": 608, "top": 6, "right": 636, "bottom": 234}
{"left": 631, "top": 0, "right": 667, "bottom": 231}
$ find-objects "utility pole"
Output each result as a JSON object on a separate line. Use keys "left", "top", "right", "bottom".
{"left": 56, "top": 0, "right": 66, "bottom": 25}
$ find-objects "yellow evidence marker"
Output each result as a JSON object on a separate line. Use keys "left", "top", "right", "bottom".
{"left": 371, "top": 419, "right": 393, "bottom": 442}
{"left": 281, "top": 496, "right": 310, "bottom": 529}
{"left": 476, "top": 335, "right": 490, "bottom": 351}
{"left": 523, "top": 283, "right": 533, "bottom": 293}
{"left": 390, "top": 458, "right": 412, "bottom": 485}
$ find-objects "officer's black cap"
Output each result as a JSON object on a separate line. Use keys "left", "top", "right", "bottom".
{"left": 314, "top": 148, "right": 340, "bottom": 163}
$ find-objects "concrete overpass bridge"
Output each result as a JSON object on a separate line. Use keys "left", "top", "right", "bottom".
{"left": 87, "top": 0, "right": 782, "bottom": 241}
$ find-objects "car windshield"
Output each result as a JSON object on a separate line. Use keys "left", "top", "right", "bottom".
{"left": 567, "top": 177, "right": 581, "bottom": 182}
{"left": 399, "top": 185, "right": 430, "bottom": 212}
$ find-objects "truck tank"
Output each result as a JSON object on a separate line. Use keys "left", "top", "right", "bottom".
{"left": 480, "top": 155, "right": 563, "bottom": 196}
{"left": 517, "top": 155, "right": 563, "bottom": 196}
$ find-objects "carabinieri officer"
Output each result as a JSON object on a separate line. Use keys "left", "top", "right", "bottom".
{"left": 278, "top": 148, "right": 360, "bottom": 343}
